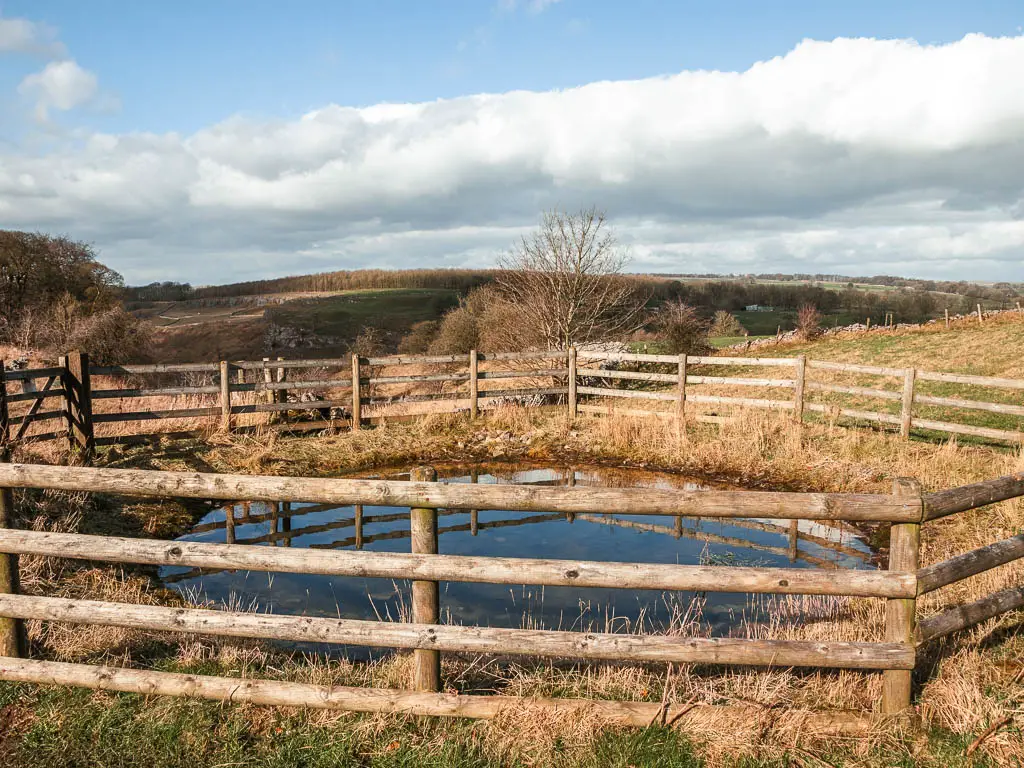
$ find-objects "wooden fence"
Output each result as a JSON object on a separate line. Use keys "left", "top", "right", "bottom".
{"left": 1, "top": 348, "right": 1022, "bottom": 456}
{"left": 0, "top": 462, "right": 1022, "bottom": 731}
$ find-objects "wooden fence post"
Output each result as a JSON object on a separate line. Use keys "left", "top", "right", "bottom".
{"left": 410, "top": 466, "right": 440, "bottom": 692}
{"left": 351, "top": 355, "right": 361, "bottom": 431}
{"left": 354, "top": 504, "right": 364, "bottom": 549}
{"left": 882, "top": 478, "right": 922, "bottom": 714}
{"left": 0, "top": 362, "right": 10, "bottom": 449}
{"left": 63, "top": 351, "right": 94, "bottom": 460}
{"left": 567, "top": 347, "right": 577, "bottom": 419}
{"left": 676, "top": 354, "right": 687, "bottom": 436}
{"left": 0, "top": 445, "right": 24, "bottom": 658}
{"left": 977, "top": 304, "right": 984, "bottom": 325}
{"left": 469, "top": 350, "right": 479, "bottom": 419}
{"left": 944, "top": 309, "right": 950, "bottom": 329}
{"left": 793, "top": 355, "right": 807, "bottom": 423}
{"left": 276, "top": 357, "right": 288, "bottom": 423}
{"left": 262, "top": 358, "right": 275, "bottom": 424}
{"left": 900, "top": 368, "right": 916, "bottom": 439}
{"left": 788, "top": 519, "right": 799, "bottom": 562}
{"left": 219, "top": 361, "right": 232, "bottom": 432}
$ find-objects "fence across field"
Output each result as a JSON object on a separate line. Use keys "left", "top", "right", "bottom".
{"left": 0, "top": 461, "right": 1022, "bottom": 732}
{"left": 2, "top": 347, "right": 1022, "bottom": 454}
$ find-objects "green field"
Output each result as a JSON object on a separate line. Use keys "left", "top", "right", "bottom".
{"left": 268, "top": 288, "right": 460, "bottom": 346}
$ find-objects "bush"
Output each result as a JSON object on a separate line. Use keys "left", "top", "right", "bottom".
{"left": 397, "top": 321, "right": 440, "bottom": 355}
{"left": 428, "top": 307, "right": 479, "bottom": 355}
{"left": 39, "top": 297, "right": 152, "bottom": 364}
{"left": 709, "top": 311, "right": 747, "bottom": 338}
{"left": 349, "top": 327, "right": 388, "bottom": 358}
{"left": 653, "top": 301, "right": 711, "bottom": 355}
{"left": 796, "top": 304, "right": 822, "bottom": 340}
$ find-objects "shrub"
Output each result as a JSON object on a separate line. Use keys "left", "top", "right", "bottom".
{"left": 709, "top": 311, "right": 747, "bottom": 338}
{"left": 653, "top": 301, "right": 711, "bottom": 355}
{"left": 796, "top": 303, "right": 822, "bottom": 340}
{"left": 349, "top": 327, "right": 388, "bottom": 358}
{"left": 428, "top": 307, "right": 479, "bottom": 355}
{"left": 40, "top": 297, "right": 152, "bottom": 365}
{"left": 398, "top": 321, "right": 440, "bottom": 355}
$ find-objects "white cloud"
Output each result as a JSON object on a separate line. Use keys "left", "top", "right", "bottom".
{"left": 18, "top": 59, "right": 99, "bottom": 122}
{"left": 0, "top": 15, "right": 65, "bottom": 57}
{"left": 3, "top": 34, "right": 1024, "bottom": 283}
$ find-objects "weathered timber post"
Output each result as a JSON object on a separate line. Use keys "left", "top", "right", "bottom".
{"left": 900, "top": 368, "right": 916, "bottom": 439}
{"left": 977, "top": 304, "right": 984, "bottom": 325}
{"left": 351, "top": 355, "right": 362, "bottom": 431}
{"left": 0, "top": 362, "right": 10, "bottom": 449}
{"left": 276, "top": 357, "right": 288, "bottom": 424}
{"left": 470, "top": 468, "right": 479, "bottom": 535}
{"left": 224, "top": 504, "right": 235, "bottom": 545}
{"left": 469, "top": 350, "right": 479, "bottom": 419}
{"left": 219, "top": 361, "right": 232, "bottom": 432}
{"left": 410, "top": 466, "right": 440, "bottom": 692}
{"left": 676, "top": 354, "right": 687, "bottom": 435}
{"left": 565, "top": 468, "right": 575, "bottom": 523}
{"left": 567, "top": 347, "right": 577, "bottom": 419}
{"left": 1017, "top": 302, "right": 1022, "bottom": 314}
{"left": 354, "top": 504, "right": 364, "bottom": 549}
{"left": 281, "top": 501, "right": 292, "bottom": 546}
{"left": 788, "top": 519, "right": 799, "bottom": 562}
{"left": 882, "top": 478, "right": 922, "bottom": 714}
{"left": 866, "top": 317, "right": 871, "bottom": 330}
{"left": 674, "top": 515, "right": 682, "bottom": 539}
{"left": 0, "top": 449, "right": 24, "bottom": 657}
{"left": 62, "top": 351, "right": 94, "bottom": 460}
{"left": 262, "top": 358, "right": 276, "bottom": 424}
{"left": 944, "top": 309, "right": 950, "bottom": 329}
{"left": 793, "top": 355, "right": 807, "bottom": 424}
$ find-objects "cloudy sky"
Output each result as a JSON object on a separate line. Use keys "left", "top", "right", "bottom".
{"left": 2, "top": 1, "right": 1023, "bottom": 285}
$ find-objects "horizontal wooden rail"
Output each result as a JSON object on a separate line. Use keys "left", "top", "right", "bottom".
{"left": 476, "top": 387, "right": 567, "bottom": 399}
{"left": 477, "top": 368, "right": 568, "bottom": 380}
{"left": 923, "top": 472, "right": 1024, "bottom": 521}
{"left": 577, "top": 368, "right": 677, "bottom": 383}
{"left": 911, "top": 418, "right": 1021, "bottom": 443}
{"left": 235, "top": 358, "right": 349, "bottom": 371}
{"left": 687, "top": 395, "right": 795, "bottom": 410}
{"left": 0, "top": 464, "right": 920, "bottom": 520}
{"left": 90, "top": 363, "right": 220, "bottom": 375}
{"left": 477, "top": 351, "right": 569, "bottom": 362}
{"left": 232, "top": 400, "right": 349, "bottom": 415}
{"left": 368, "top": 373, "right": 470, "bottom": 385}
{"left": 917, "top": 533, "right": 1024, "bottom": 595}
{"left": 804, "top": 403, "right": 902, "bottom": 426}
{"left": 917, "top": 586, "right": 1024, "bottom": 644}
{"left": 686, "top": 376, "right": 795, "bottom": 388}
{"left": 7, "top": 389, "right": 66, "bottom": 403}
{"left": 915, "top": 370, "right": 1024, "bottom": 390}
{"left": 0, "top": 593, "right": 912, "bottom": 668}
{"left": 577, "top": 386, "right": 676, "bottom": 402}
{"left": 0, "top": 657, "right": 879, "bottom": 731}
{"left": 806, "top": 361, "right": 905, "bottom": 377}
{"left": 0, "top": 530, "right": 913, "bottom": 596}
{"left": 92, "top": 407, "right": 221, "bottom": 424}
{"left": 8, "top": 410, "right": 63, "bottom": 426}
{"left": 806, "top": 382, "right": 902, "bottom": 401}
{"left": 92, "top": 385, "right": 221, "bottom": 399}
{"left": 1, "top": 367, "right": 64, "bottom": 382}
{"left": 366, "top": 354, "right": 466, "bottom": 366}
{"left": 914, "top": 393, "right": 1024, "bottom": 417}
{"left": 686, "top": 357, "right": 796, "bottom": 367}
{"left": 579, "top": 351, "right": 679, "bottom": 364}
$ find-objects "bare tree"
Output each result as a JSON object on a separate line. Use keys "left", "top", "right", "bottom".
{"left": 495, "top": 208, "right": 645, "bottom": 350}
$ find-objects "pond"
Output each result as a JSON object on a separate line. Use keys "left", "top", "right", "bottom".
{"left": 160, "top": 464, "right": 878, "bottom": 654}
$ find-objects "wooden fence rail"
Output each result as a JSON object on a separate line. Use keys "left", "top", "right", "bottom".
{"left": 0, "top": 460, "right": 1021, "bottom": 727}
{"left": 2, "top": 349, "right": 1022, "bottom": 451}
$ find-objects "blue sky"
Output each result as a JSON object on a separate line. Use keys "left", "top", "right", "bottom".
{"left": 2, "top": 1, "right": 1024, "bottom": 283}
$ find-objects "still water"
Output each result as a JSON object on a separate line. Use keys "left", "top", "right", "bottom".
{"left": 160, "top": 465, "right": 877, "bottom": 650}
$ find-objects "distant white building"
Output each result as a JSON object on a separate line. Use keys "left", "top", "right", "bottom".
{"left": 744, "top": 304, "right": 774, "bottom": 312}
